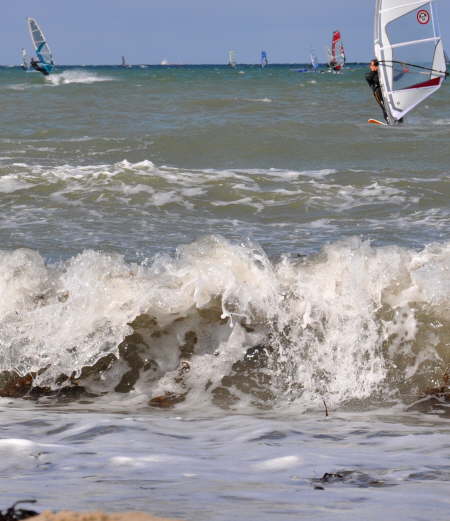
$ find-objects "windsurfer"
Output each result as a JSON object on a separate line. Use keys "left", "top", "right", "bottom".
{"left": 366, "top": 59, "right": 389, "bottom": 122}
{"left": 30, "top": 57, "right": 49, "bottom": 76}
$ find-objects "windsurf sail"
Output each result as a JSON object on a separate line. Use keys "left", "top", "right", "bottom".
{"left": 310, "top": 49, "right": 319, "bottom": 71}
{"left": 27, "top": 17, "right": 55, "bottom": 75}
{"left": 375, "top": 0, "right": 447, "bottom": 123}
{"left": 21, "top": 48, "right": 30, "bottom": 70}
{"left": 121, "top": 56, "right": 131, "bottom": 67}
{"left": 328, "top": 30, "right": 345, "bottom": 71}
{"left": 261, "top": 50, "right": 268, "bottom": 68}
{"left": 228, "top": 50, "right": 237, "bottom": 68}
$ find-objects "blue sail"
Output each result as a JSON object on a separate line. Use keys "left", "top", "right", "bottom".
{"left": 261, "top": 51, "right": 268, "bottom": 68}
{"left": 27, "top": 17, "right": 55, "bottom": 75}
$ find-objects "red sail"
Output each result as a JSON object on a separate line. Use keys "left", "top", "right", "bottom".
{"left": 330, "top": 31, "right": 345, "bottom": 71}
{"left": 331, "top": 31, "right": 341, "bottom": 61}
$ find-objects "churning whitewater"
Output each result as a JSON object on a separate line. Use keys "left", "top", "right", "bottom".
{"left": 1, "top": 236, "right": 449, "bottom": 409}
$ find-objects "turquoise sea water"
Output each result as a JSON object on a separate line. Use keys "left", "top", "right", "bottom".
{"left": 0, "top": 64, "right": 449, "bottom": 520}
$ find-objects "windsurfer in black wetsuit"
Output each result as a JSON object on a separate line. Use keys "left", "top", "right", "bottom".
{"left": 366, "top": 59, "right": 389, "bottom": 122}
{"left": 30, "top": 57, "right": 50, "bottom": 76}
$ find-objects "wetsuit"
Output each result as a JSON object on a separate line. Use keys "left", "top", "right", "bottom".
{"left": 366, "top": 69, "right": 388, "bottom": 122}
{"left": 30, "top": 59, "right": 50, "bottom": 76}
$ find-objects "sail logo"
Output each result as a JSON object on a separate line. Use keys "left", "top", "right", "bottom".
{"left": 417, "top": 9, "right": 430, "bottom": 24}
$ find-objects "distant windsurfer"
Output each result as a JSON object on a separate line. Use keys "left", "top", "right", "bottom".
{"left": 366, "top": 59, "right": 389, "bottom": 123}
{"left": 30, "top": 57, "right": 50, "bottom": 76}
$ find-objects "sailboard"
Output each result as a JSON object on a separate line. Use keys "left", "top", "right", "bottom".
{"left": 228, "top": 50, "right": 237, "bottom": 68}
{"left": 261, "top": 50, "right": 268, "bottom": 68}
{"left": 368, "top": 118, "right": 387, "bottom": 126}
{"left": 27, "top": 17, "right": 55, "bottom": 75}
{"left": 328, "top": 31, "right": 345, "bottom": 72}
{"left": 375, "top": 0, "right": 447, "bottom": 124}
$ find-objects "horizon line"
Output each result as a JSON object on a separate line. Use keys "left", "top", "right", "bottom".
{"left": 1, "top": 61, "right": 370, "bottom": 67}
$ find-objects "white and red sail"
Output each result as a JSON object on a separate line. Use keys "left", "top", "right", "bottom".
{"left": 328, "top": 31, "right": 346, "bottom": 71}
{"left": 374, "top": 0, "right": 447, "bottom": 123}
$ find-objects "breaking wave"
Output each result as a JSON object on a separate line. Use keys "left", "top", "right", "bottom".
{"left": 0, "top": 236, "right": 449, "bottom": 410}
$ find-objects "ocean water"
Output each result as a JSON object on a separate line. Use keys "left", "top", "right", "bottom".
{"left": 0, "top": 64, "right": 449, "bottom": 521}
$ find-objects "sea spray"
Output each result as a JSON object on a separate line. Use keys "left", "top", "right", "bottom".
{"left": 46, "top": 70, "right": 115, "bottom": 86}
{"left": 0, "top": 237, "right": 449, "bottom": 409}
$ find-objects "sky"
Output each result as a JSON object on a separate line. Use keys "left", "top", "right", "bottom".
{"left": 3, "top": 1, "right": 450, "bottom": 65}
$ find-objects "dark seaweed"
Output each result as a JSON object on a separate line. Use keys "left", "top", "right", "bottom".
{"left": 0, "top": 500, "right": 39, "bottom": 521}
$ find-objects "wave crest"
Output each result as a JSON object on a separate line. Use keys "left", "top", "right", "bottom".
{"left": 0, "top": 236, "right": 449, "bottom": 410}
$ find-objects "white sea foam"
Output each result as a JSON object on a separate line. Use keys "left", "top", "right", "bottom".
{"left": 0, "top": 438, "right": 35, "bottom": 452}
{"left": 1, "top": 161, "right": 345, "bottom": 210}
{"left": 7, "top": 84, "right": 27, "bottom": 91}
{"left": 0, "top": 437, "right": 65, "bottom": 472}
{"left": 0, "top": 175, "right": 30, "bottom": 193}
{"left": 252, "top": 456, "right": 301, "bottom": 471}
{"left": 211, "top": 197, "right": 265, "bottom": 211}
{"left": 0, "top": 160, "right": 440, "bottom": 255}
{"left": 0, "top": 236, "right": 449, "bottom": 410}
{"left": 110, "top": 454, "right": 180, "bottom": 467}
{"left": 433, "top": 118, "right": 450, "bottom": 126}
{"left": 243, "top": 97, "right": 273, "bottom": 103}
{"left": 46, "top": 70, "right": 115, "bottom": 86}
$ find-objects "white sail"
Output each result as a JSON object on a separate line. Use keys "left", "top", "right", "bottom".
{"left": 27, "top": 17, "right": 54, "bottom": 74}
{"left": 375, "top": 0, "right": 446, "bottom": 122}
{"left": 310, "top": 50, "right": 318, "bottom": 71}
{"left": 228, "top": 50, "right": 236, "bottom": 68}
{"left": 327, "top": 31, "right": 345, "bottom": 71}
{"left": 21, "top": 48, "right": 30, "bottom": 70}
